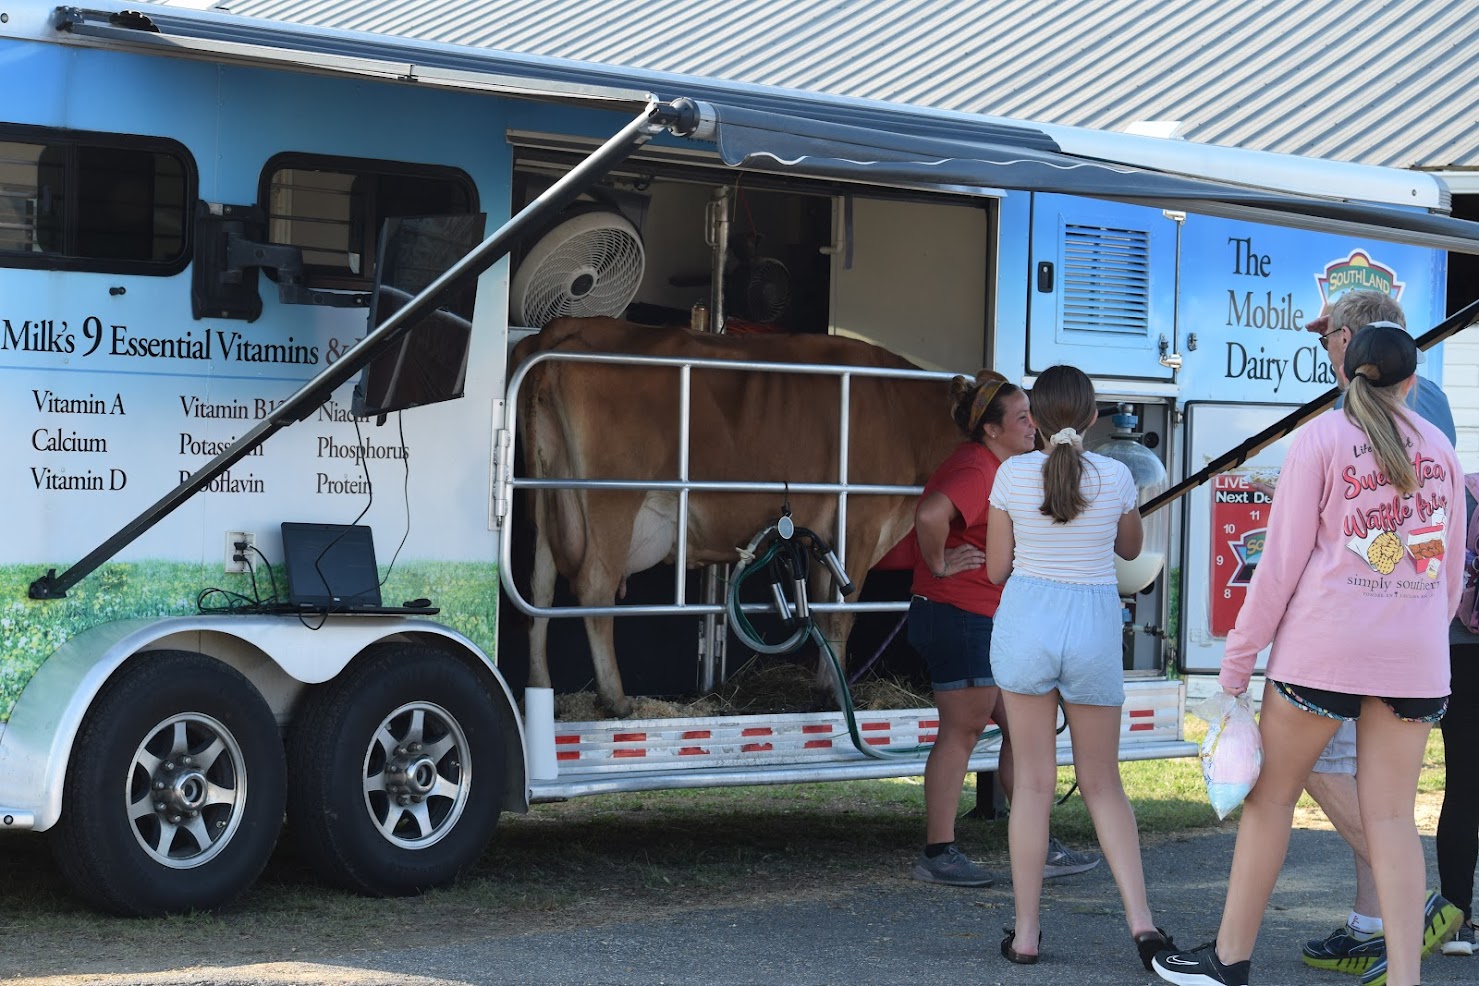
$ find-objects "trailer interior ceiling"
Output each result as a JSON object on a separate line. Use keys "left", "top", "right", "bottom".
{"left": 511, "top": 144, "right": 993, "bottom": 373}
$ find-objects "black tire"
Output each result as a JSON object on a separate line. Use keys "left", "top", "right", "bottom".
{"left": 51, "top": 651, "right": 287, "bottom": 916}
{"left": 286, "top": 643, "right": 504, "bottom": 896}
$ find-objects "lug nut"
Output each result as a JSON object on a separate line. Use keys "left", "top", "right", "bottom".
{"left": 154, "top": 802, "right": 167, "bottom": 811}
{"left": 169, "top": 815, "right": 181, "bottom": 824}
{"left": 154, "top": 781, "right": 165, "bottom": 790}
{"left": 182, "top": 756, "right": 193, "bottom": 766}
{"left": 164, "top": 761, "right": 175, "bottom": 770}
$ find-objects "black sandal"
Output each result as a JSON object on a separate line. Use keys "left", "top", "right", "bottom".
{"left": 1134, "top": 928, "right": 1175, "bottom": 971}
{"left": 1001, "top": 928, "right": 1041, "bottom": 965}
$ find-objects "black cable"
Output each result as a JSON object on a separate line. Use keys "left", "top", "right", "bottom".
{"left": 379, "top": 410, "right": 412, "bottom": 587}
{"left": 310, "top": 416, "right": 376, "bottom": 607}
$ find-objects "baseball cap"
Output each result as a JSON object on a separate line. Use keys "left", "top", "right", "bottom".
{"left": 1343, "top": 321, "right": 1418, "bottom": 387}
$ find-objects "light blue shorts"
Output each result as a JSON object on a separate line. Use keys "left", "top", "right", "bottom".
{"left": 1312, "top": 718, "right": 1357, "bottom": 775}
{"left": 990, "top": 574, "right": 1125, "bottom": 707}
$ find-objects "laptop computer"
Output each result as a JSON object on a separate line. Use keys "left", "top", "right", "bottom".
{"left": 276, "top": 522, "right": 438, "bottom": 615}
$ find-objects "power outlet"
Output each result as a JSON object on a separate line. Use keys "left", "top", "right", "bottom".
{"left": 224, "top": 531, "right": 255, "bottom": 574}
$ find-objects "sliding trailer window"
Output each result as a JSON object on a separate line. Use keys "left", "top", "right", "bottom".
{"left": 259, "top": 153, "right": 477, "bottom": 291}
{"left": 0, "top": 125, "right": 193, "bottom": 274}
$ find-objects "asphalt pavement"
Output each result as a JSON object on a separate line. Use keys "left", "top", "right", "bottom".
{"left": 21, "top": 823, "right": 1473, "bottom": 986}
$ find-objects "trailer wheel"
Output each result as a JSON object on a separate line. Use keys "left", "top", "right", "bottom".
{"left": 286, "top": 643, "right": 504, "bottom": 896}
{"left": 51, "top": 651, "right": 287, "bottom": 916}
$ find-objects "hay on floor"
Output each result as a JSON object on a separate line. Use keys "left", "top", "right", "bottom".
{"left": 551, "top": 658, "right": 932, "bottom": 721}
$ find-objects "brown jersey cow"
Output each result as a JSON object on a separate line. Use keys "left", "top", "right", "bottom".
{"left": 512, "top": 317, "right": 964, "bottom": 717}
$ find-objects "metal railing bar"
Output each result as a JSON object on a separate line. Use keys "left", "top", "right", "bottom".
{"left": 676, "top": 363, "right": 691, "bottom": 604}
{"left": 509, "top": 598, "right": 911, "bottom": 619}
{"left": 499, "top": 346, "right": 948, "bottom": 624}
{"left": 510, "top": 478, "right": 924, "bottom": 495}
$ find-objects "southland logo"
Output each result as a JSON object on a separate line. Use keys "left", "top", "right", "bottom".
{"left": 1315, "top": 250, "right": 1405, "bottom": 309}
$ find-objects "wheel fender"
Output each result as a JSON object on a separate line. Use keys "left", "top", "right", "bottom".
{"left": 0, "top": 616, "right": 527, "bottom": 831}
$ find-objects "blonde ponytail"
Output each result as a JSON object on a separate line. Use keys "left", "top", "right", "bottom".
{"left": 1342, "top": 370, "right": 1418, "bottom": 495}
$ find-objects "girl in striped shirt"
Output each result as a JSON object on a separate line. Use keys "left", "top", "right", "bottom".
{"left": 985, "top": 364, "right": 1171, "bottom": 970}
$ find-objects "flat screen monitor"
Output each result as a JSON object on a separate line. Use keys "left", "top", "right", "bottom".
{"left": 352, "top": 213, "right": 486, "bottom": 419}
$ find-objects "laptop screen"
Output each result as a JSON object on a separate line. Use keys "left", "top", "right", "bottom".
{"left": 280, "top": 522, "right": 383, "bottom": 609}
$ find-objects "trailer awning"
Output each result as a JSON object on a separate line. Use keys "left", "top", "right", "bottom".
{"left": 54, "top": 6, "right": 656, "bottom": 112}
{"left": 710, "top": 104, "right": 1479, "bottom": 256}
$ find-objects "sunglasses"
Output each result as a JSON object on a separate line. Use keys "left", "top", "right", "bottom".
{"left": 1318, "top": 325, "right": 1345, "bottom": 351}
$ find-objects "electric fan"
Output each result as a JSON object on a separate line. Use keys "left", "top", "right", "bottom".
{"left": 743, "top": 256, "right": 791, "bottom": 323}
{"left": 510, "top": 209, "right": 645, "bottom": 326}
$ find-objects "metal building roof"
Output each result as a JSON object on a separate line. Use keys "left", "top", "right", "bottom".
{"left": 178, "top": 0, "right": 1479, "bottom": 171}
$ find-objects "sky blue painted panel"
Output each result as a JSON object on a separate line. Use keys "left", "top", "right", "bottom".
{"left": 1175, "top": 215, "right": 1445, "bottom": 404}
{"left": 1028, "top": 194, "right": 1175, "bottom": 380}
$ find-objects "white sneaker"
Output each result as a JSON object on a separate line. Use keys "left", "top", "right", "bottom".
{"left": 1443, "top": 923, "right": 1475, "bottom": 956}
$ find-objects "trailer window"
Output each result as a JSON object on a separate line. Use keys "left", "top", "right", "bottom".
{"left": 261, "top": 154, "right": 476, "bottom": 289}
{"left": 0, "top": 128, "right": 191, "bottom": 273}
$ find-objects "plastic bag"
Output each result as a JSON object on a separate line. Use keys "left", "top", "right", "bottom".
{"left": 1192, "top": 691, "right": 1263, "bottom": 819}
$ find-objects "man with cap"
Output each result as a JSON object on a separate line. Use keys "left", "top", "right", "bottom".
{"left": 1297, "top": 289, "right": 1464, "bottom": 978}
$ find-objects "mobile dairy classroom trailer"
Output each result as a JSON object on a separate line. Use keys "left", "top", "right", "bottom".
{"left": 3, "top": 1, "right": 1478, "bottom": 915}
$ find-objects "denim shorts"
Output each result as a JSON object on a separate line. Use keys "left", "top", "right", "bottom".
{"left": 989, "top": 574, "right": 1125, "bottom": 707}
{"left": 906, "top": 596, "right": 995, "bottom": 691}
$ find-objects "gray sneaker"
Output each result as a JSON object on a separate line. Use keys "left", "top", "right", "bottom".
{"left": 1043, "top": 837, "right": 1101, "bottom": 879}
{"left": 911, "top": 845, "right": 995, "bottom": 887}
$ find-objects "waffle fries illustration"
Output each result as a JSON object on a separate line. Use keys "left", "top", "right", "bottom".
{"left": 1348, "top": 528, "right": 1403, "bottom": 575}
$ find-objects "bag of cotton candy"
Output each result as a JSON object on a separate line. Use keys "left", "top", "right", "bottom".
{"left": 1192, "top": 690, "right": 1263, "bottom": 819}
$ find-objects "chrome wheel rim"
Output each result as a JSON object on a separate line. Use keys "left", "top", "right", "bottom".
{"left": 362, "top": 702, "right": 470, "bottom": 849}
{"left": 127, "top": 713, "right": 247, "bottom": 869}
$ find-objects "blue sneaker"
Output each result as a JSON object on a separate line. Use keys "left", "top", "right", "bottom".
{"left": 1301, "top": 926, "right": 1384, "bottom": 973}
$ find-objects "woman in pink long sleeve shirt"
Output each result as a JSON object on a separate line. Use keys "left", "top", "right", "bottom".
{"left": 1154, "top": 323, "right": 1463, "bottom": 986}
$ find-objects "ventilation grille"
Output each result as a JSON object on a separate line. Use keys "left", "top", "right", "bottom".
{"left": 1061, "top": 223, "right": 1151, "bottom": 336}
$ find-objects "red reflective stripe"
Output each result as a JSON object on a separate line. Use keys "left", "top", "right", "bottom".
{"left": 679, "top": 746, "right": 709, "bottom": 755}
{"left": 1128, "top": 709, "right": 1153, "bottom": 718}
{"left": 614, "top": 748, "right": 646, "bottom": 757}
{"left": 920, "top": 719, "right": 939, "bottom": 729}
{"left": 742, "top": 742, "right": 774, "bottom": 752}
{"left": 920, "top": 733, "right": 938, "bottom": 743}
{"left": 865, "top": 737, "right": 889, "bottom": 746}
{"left": 556, "top": 751, "right": 579, "bottom": 761}
{"left": 682, "top": 730, "right": 712, "bottom": 739}
{"left": 804, "top": 739, "right": 833, "bottom": 748}
{"left": 555, "top": 735, "right": 579, "bottom": 744}
{"left": 861, "top": 722, "right": 889, "bottom": 731}
{"left": 742, "top": 727, "right": 772, "bottom": 736}
{"left": 613, "top": 732, "right": 647, "bottom": 742}
{"left": 802, "top": 724, "right": 830, "bottom": 734}
{"left": 1129, "top": 723, "right": 1153, "bottom": 731}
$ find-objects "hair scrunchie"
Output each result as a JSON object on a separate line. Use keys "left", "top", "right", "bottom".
{"left": 1049, "top": 428, "right": 1082, "bottom": 447}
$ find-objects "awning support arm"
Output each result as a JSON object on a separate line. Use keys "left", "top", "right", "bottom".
{"left": 29, "top": 97, "right": 704, "bottom": 599}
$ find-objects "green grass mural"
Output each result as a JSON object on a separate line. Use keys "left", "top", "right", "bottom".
{"left": 0, "top": 561, "right": 499, "bottom": 723}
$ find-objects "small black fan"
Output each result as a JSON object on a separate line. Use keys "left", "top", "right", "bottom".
{"left": 744, "top": 256, "right": 791, "bottom": 323}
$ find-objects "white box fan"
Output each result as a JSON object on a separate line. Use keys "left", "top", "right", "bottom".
{"left": 509, "top": 209, "right": 645, "bottom": 326}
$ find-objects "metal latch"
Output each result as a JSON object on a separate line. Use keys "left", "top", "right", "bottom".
{"left": 1157, "top": 334, "right": 1183, "bottom": 372}
{"left": 491, "top": 425, "right": 513, "bottom": 526}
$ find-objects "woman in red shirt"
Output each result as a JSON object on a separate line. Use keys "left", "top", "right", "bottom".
{"left": 907, "top": 370, "right": 1036, "bottom": 887}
